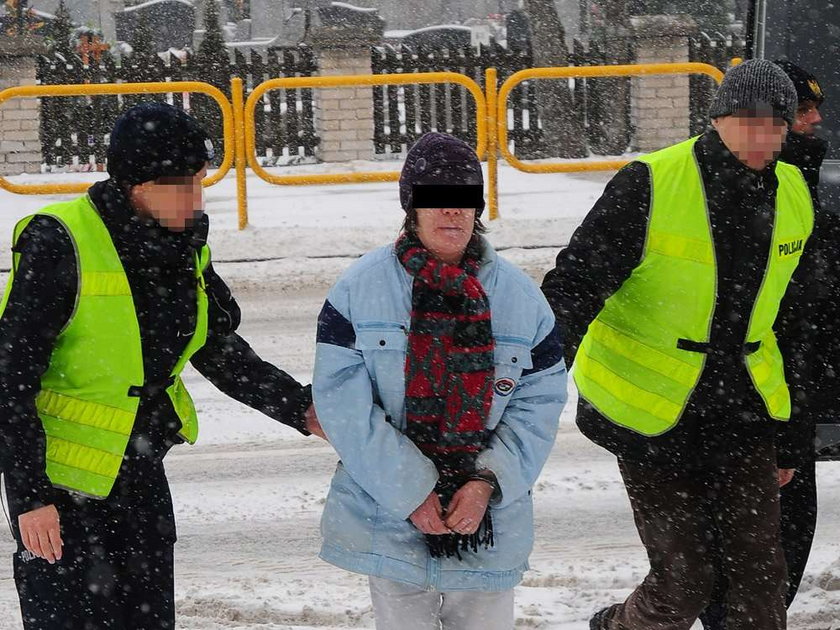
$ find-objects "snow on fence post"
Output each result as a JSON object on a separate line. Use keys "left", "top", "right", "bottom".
{"left": 305, "top": 3, "right": 385, "bottom": 163}
{"left": 0, "top": 35, "right": 47, "bottom": 176}
{"left": 629, "top": 15, "right": 697, "bottom": 153}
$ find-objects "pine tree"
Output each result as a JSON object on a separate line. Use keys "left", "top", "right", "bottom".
{"left": 194, "top": 0, "right": 229, "bottom": 166}
{"left": 125, "top": 9, "right": 161, "bottom": 101}
{"left": 48, "top": 0, "right": 74, "bottom": 57}
{"left": 589, "top": 0, "right": 632, "bottom": 155}
{"left": 521, "top": 0, "right": 586, "bottom": 158}
{"left": 198, "top": 0, "right": 228, "bottom": 68}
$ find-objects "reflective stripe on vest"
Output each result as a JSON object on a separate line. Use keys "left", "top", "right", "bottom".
{"left": 573, "top": 137, "right": 814, "bottom": 436}
{"left": 0, "top": 195, "right": 210, "bottom": 498}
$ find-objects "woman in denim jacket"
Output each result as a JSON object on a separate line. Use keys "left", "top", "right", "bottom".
{"left": 313, "top": 133, "right": 567, "bottom": 630}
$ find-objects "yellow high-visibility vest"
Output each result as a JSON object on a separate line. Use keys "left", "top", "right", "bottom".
{"left": 0, "top": 195, "right": 210, "bottom": 497}
{"left": 574, "top": 137, "right": 813, "bottom": 436}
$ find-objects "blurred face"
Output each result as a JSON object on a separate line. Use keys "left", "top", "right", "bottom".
{"left": 791, "top": 100, "right": 822, "bottom": 136}
{"left": 713, "top": 112, "right": 788, "bottom": 171}
{"left": 129, "top": 166, "right": 207, "bottom": 232}
{"left": 415, "top": 207, "right": 476, "bottom": 265}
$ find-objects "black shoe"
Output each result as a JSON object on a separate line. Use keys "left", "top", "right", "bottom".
{"left": 589, "top": 606, "right": 615, "bottom": 630}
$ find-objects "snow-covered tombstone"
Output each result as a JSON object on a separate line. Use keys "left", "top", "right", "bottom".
{"left": 115, "top": 0, "right": 196, "bottom": 52}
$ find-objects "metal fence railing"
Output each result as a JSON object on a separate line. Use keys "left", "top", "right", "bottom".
{"left": 35, "top": 46, "right": 319, "bottom": 169}
{"left": 1, "top": 62, "right": 725, "bottom": 229}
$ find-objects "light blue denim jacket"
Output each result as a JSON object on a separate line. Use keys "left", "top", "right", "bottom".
{"left": 313, "top": 238, "right": 567, "bottom": 591}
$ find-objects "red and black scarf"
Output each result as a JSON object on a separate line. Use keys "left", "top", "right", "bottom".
{"left": 395, "top": 232, "right": 496, "bottom": 559}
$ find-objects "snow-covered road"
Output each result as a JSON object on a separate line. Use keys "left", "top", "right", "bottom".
{"left": 0, "top": 165, "right": 838, "bottom": 628}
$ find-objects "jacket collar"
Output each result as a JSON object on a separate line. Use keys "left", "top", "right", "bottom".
{"left": 697, "top": 128, "right": 778, "bottom": 193}
{"left": 393, "top": 234, "right": 499, "bottom": 294}
{"left": 476, "top": 235, "right": 498, "bottom": 284}
{"left": 87, "top": 179, "right": 209, "bottom": 272}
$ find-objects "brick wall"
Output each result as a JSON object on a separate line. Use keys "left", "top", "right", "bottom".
{"left": 0, "top": 43, "right": 45, "bottom": 176}
{"left": 314, "top": 47, "right": 376, "bottom": 163}
{"left": 630, "top": 16, "right": 697, "bottom": 153}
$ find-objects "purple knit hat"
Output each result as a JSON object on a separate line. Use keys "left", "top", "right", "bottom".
{"left": 399, "top": 132, "right": 485, "bottom": 214}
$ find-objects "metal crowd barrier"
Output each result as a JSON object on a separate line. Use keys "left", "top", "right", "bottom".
{"left": 0, "top": 81, "right": 235, "bottom": 195}
{"left": 0, "top": 63, "right": 726, "bottom": 227}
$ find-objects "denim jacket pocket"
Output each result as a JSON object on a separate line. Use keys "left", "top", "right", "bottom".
{"left": 355, "top": 324, "right": 408, "bottom": 394}
{"left": 486, "top": 342, "right": 532, "bottom": 430}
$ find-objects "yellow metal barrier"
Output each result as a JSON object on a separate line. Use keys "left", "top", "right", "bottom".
{"left": 496, "top": 63, "right": 725, "bottom": 174}
{"left": 0, "top": 81, "right": 236, "bottom": 195}
{"left": 231, "top": 78, "right": 249, "bottom": 231}
{"left": 485, "top": 68, "right": 499, "bottom": 221}
{"left": 0, "top": 65, "right": 727, "bottom": 226}
{"left": 243, "top": 72, "right": 488, "bottom": 190}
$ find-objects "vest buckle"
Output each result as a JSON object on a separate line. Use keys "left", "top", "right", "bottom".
{"left": 127, "top": 376, "right": 176, "bottom": 398}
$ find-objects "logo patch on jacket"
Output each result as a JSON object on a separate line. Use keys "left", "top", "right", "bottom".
{"left": 778, "top": 238, "right": 804, "bottom": 258}
{"left": 494, "top": 377, "right": 516, "bottom": 396}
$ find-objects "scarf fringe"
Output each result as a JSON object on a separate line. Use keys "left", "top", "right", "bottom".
{"left": 426, "top": 510, "right": 494, "bottom": 560}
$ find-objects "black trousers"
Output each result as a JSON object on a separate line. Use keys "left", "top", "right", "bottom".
{"left": 605, "top": 438, "right": 788, "bottom": 630}
{"left": 699, "top": 457, "right": 818, "bottom": 629}
{"left": 7, "top": 474, "right": 177, "bottom": 630}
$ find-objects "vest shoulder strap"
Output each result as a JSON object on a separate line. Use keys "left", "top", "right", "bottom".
{"left": 637, "top": 136, "right": 701, "bottom": 167}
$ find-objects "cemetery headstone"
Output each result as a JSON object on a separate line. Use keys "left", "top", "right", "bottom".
{"left": 116, "top": 0, "right": 196, "bottom": 51}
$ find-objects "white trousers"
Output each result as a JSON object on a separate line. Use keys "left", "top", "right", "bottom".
{"left": 369, "top": 576, "right": 515, "bottom": 630}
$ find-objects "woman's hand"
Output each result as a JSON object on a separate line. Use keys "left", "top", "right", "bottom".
{"left": 409, "top": 492, "right": 450, "bottom": 535}
{"left": 19, "top": 504, "right": 62, "bottom": 564}
{"left": 444, "top": 480, "right": 493, "bottom": 535}
{"left": 304, "top": 404, "right": 327, "bottom": 440}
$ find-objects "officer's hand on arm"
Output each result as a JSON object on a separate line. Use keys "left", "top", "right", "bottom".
{"left": 778, "top": 468, "right": 796, "bottom": 487}
{"left": 409, "top": 492, "right": 450, "bottom": 535}
{"left": 18, "top": 504, "right": 62, "bottom": 564}
{"left": 304, "top": 404, "right": 327, "bottom": 440}
{"left": 444, "top": 480, "right": 493, "bottom": 535}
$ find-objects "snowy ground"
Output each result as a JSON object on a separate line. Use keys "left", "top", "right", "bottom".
{"left": 0, "top": 162, "right": 839, "bottom": 629}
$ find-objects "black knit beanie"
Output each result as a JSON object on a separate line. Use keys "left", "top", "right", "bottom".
{"left": 773, "top": 60, "right": 825, "bottom": 106}
{"left": 399, "top": 132, "right": 485, "bottom": 214}
{"left": 709, "top": 59, "right": 798, "bottom": 125}
{"left": 107, "top": 102, "right": 214, "bottom": 187}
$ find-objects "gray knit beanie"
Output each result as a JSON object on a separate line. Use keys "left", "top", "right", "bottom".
{"left": 709, "top": 59, "right": 798, "bottom": 125}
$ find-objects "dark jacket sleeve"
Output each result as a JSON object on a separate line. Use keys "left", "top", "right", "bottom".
{"left": 0, "top": 216, "right": 77, "bottom": 512}
{"left": 541, "top": 162, "right": 651, "bottom": 365}
{"left": 190, "top": 263, "right": 312, "bottom": 434}
{"left": 775, "top": 201, "right": 838, "bottom": 467}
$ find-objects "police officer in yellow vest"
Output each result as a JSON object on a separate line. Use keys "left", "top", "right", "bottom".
{"left": 0, "top": 103, "right": 323, "bottom": 629}
{"left": 700, "top": 59, "right": 832, "bottom": 630}
{"left": 542, "top": 60, "right": 824, "bottom": 629}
